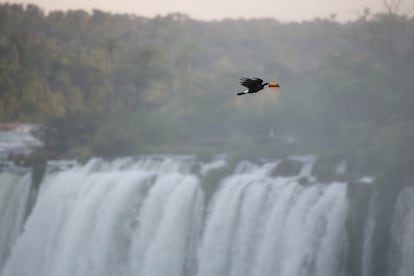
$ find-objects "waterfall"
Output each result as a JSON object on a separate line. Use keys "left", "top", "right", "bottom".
{"left": 197, "top": 161, "right": 348, "bottom": 276}
{"left": 1, "top": 156, "right": 352, "bottom": 276}
{"left": 387, "top": 187, "right": 414, "bottom": 276}
{"left": 362, "top": 191, "right": 377, "bottom": 276}
{"left": 0, "top": 157, "right": 202, "bottom": 276}
{"left": 0, "top": 172, "right": 33, "bottom": 269}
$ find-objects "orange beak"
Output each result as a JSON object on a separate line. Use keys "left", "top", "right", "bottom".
{"left": 268, "top": 82, "right": 280, "bottom": 88}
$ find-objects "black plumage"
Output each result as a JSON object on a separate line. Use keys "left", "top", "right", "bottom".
{"left": 237, "top": 77, "right": 279, "bottom": 96}
{"left": 240, "top": 77, "right": 267, "bottom": 93}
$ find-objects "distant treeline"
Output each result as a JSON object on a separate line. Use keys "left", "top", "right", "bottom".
{"left": 0, "top": 3, "right": 413, "bottom": 173}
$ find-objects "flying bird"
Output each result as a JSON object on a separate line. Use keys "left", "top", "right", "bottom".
{"left": 237, "top": 77, "right": 280, "bottom": 96}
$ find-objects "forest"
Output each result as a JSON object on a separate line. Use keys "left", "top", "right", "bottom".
{"left": 0, "top": 3, "right": 413, "bottom": 179}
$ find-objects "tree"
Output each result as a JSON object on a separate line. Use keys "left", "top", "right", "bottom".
{"left": 382, "top": 0, "right": 414, "bottom": 16}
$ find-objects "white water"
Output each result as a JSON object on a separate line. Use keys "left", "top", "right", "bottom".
{"left": 362, "top": 191, "right": 377, "bottom": 276}
{"left": 387, "top": 187, "right": 414, "bottom": 276}
{"left": 1, "top": 157, "right": 351, "bottom": 276}
{"left": 197, "top": 162, "right": 348, "bottom": 276}
{"left": 0, "top": 172, "right": 32, "bottom": 268}
{"left": 0, "top": 124, "right": 42, "bottom": 160}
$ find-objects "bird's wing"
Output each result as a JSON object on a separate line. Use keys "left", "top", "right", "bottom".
{"left": 240, "top": 77, "right": 263, "bottom": 88}
{"left": 253, "top": 77, "right": 264, "bottom": 84}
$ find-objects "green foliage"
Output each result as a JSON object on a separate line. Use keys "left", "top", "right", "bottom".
{"left": 0, "top": 3, "right": 413, "bottom": 181}
{"left": 43, "top": 111, "right": 102, "bottom": 157}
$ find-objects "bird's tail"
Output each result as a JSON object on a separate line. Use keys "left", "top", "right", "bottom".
{"left": 237, "top": 90, "right": 248, "bottom": 96}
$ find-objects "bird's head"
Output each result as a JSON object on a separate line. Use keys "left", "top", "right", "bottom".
{"left": 267, "top": 82, "right": 280, "bottom": 88}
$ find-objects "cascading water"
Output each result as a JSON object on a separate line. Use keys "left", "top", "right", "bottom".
{"left": 387, "top": 187, "right": 414, "bottom": 276}
{"left": 3, "top": 155, "right": 404, "bottom": 276}
{"left": 0, "top": 157, "right": 203, "bottom": 276}
{"left": 0, "top": 171, "right": 33, "bottom": 268}
{"left": 197, "top": 161, "right": 348, "bottom": 276}
{"left": 362, "top": 191, "right": 377, "bottom": 276}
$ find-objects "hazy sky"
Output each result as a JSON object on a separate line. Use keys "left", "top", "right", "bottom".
{"left": 6, "top": 0, "right": 387, "bottom": 21}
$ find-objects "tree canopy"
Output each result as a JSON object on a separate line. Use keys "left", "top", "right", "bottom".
{"left": 0, "top": 3, "right": 413, "bottom": 173}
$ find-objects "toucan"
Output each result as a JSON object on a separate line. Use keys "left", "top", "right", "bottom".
{"left": 237, "top": 77, "right": 280, "bottom": 96}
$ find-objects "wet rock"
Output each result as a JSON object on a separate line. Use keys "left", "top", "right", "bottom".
{"left": 270, "top": 159, "right": 303, "bottom": 177}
